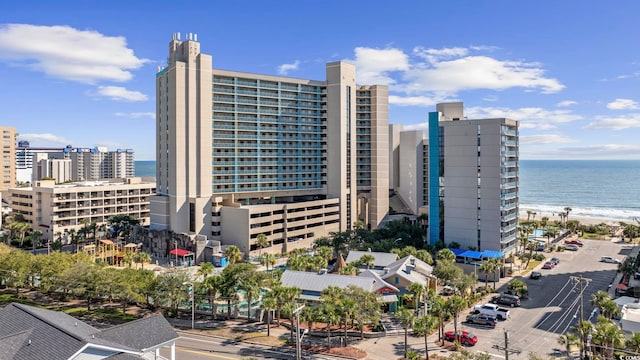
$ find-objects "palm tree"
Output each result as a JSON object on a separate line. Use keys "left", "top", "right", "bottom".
{"left": 134, "top": 251, "right": 151, "bottom": 270}
{"left": 564, "top": 207, "right": 572, "bottom": 225}
{"left": 262, "top": 296, "right": 276, "bottom": 336}
{"left": 571, "top": 320, "right": 594, "bottom": 360}
{"left": 224, "top": 245, "right": 242, "bottom": 265}
{"left": 592, "top": 317, "right": 625, "bottom": 359}
{"left": 430, "top": 296, "right": 449, "bottom": 344}
{"left": 397, "top": 307, "right": 415, "bottom": 359}
{"left": 408, "top": 282, "right": 426, "bottom": 314}
{"left": 260, "top": 253, "right": 276, "bottom": 271}
{"left": 557, "top": 333, "right": 579, "bottom": 359}
{"left": 256, "top": 233, "right": 269, "bottom": 257}
{"left": 445, "top": 295, "right": 467, "bottom": 344}
{"left": 626, "top": 332, "right": 640, "bottom": 354}
{"left": 480, "top": 258, "right": 500, "bottom": 290}
{"left": 358, "top": 254, "right": 375, "bottom": 269}
{"left": 122, "top": 252, "right": 135, "bottom": 268}
{"left": 413, "top": 314, "right": 439, "bottom": 360}
{"left": 526, "top": 210, "right": 533, "bottom": 222}
{"left": 203, "top": 273, "right": 222, "bottom": 319}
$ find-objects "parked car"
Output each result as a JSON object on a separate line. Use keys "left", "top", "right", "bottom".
{"left": 490, "top": 294, "right": 521, "bottom": 307}
{"left": 473, "top": 303, "right": 510, "bottom": 320}
{"left": 444, "top": 330, "right": 478, "bottom": 346}
{"left": 542, "top": 261, "right": 555, "bottom": 269}
{"left": 634, "top": 272, "right": 640, "bottom": 280}
{"left": 565, "top": 244, "right": 579, "bottom": 251}
{"left": 601, "top": 256, "right": 622, "bottom": 264}
{"left": 550, "top": 257, "right": 560, "bottom": 265}
{"left": 535, "top": 244, "right": 545, "bottom": 251}
{"left": 440, "top": 285, "right": 458, "bottom": 296}
{"left": 465, "top": 313, "right": 497, "bottom": 327}
{"left": 530, "top": 271, "right": 542, "bottom": 279}
{"left": 565, "top": 239, "right": 584, "bottom": 247}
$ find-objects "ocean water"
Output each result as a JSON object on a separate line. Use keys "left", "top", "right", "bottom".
{"left": 134, "top": 159, "right": 640, "bottom": 222}
{"left": 135, "top": 160, "right": 156, "bottom": 178}
{"left": 519, "top": 160, "right": 640, "bottom": 222}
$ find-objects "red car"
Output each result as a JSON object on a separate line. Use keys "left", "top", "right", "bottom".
{"left": 444, "top": 330, "right": 478, "bottom": 346}
{"left": 565, "top": 239, "right": 584, "bottom": 247}
{"left": 542, "top": 262, "right": 555, "bottom": 269}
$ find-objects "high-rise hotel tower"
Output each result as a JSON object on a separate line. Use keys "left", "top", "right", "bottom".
{"left": 427, "top": 102, "right": 519, "bottom": 252}
{"left": 151, "top": 33, "right": 388, "bottom": 256}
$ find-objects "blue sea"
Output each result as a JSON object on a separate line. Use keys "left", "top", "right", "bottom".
{"left": 135, "top": 160, "right": 640, "bottom": 222}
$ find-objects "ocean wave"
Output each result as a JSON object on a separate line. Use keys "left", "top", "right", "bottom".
{"left": 520, "top": 204, "right": 640, "bottom": 222}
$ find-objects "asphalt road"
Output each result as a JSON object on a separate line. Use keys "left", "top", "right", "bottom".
{"left": 466, "top": 239, "right": 630, "bottom": 359}
{"left": 159, "top": 331, "right": 349, "bottom": 360}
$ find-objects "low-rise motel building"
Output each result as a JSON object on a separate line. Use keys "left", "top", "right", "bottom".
{"left": 8, "top": 177, "right": 155, "bottom": 242}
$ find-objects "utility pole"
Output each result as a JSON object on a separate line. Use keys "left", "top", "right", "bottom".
{"left": 570, "top": 275, "right": 591, "bottom": 360}
{"left": 504, "top": 329, "right": 509, "bottom": 360}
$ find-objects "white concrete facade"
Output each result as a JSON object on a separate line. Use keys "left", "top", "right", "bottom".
{"left": 437, "top": 102, "right": 519, "bottom": 252}
{"left": 8, "top": 178, "right": 155, "bottom": 241}
{"left": 0, "top": 127, "right": 17, "bottom": 191}
{"left": 152, "top": 34, "right": 388, "bottom": 255}
{"left": 398, "top": 130, "right": 427, "bottom": 215}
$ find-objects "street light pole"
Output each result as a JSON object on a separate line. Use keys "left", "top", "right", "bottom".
{"left": 183, "top": 281, "right": 194, "bottom": 329}
{"left": 293, "top": 304, "right": 305, "bottom": 360}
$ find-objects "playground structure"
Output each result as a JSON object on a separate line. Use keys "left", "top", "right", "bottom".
{"left": 80, "top": 239, "right": 140, "bottom": 265}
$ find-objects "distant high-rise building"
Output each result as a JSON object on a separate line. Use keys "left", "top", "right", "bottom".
{"left": 17, "top": 141, "right": 66, "bottom": 183}
{"left": 65, "top": 147, "right": 135, "bottom": 181}
{"left": 0, "top": 127, "right": 17, "bottom": 191}
{"left": 17, "top": 143, "right": 135, "bottom": 183}
{"left": 151, "top": 33, "right": 388, "bottom": 256}
{"left": 427, "top": 102, "right": 519, "bottom": 252}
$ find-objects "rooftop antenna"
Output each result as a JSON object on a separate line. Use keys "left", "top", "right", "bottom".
{"left": 194, "top": 33, "right": 197, "bottom": 41}
{"left": 177, "top": 32, "right": 181, "bottom": 40}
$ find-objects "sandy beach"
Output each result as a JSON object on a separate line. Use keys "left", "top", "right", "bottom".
{"left": 518, "top": 210, "right": 634, "bottom": 226}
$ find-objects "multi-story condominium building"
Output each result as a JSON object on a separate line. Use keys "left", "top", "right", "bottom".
{"left": 8, "top": 177, "right": 155, "bottom": 241}
{"left": 17, "top": 143, "right": 135, "bottom": 183}
{"left": 151, "top": 33, "right": 388, "bottom": 256}
{"left": 397, "top": 130, "right": 428, "bottom": 215}
{"left": 16, "top": 141, "right": 66, "bottom": 183}
{"left": 65, "top": 147, "right": 135, "bottom": 181}
{"left": 427, "top": 102, "right": 519, "bottom": 253}
{"left": 32, "top": 153, "right": 72, "bottom": 183}
{"left": 0, "top": 126, "right": 17, "bottom": 191}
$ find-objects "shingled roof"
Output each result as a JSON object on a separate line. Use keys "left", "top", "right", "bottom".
{"left": 0, "top": 303, "right": 178, "bottom": 360}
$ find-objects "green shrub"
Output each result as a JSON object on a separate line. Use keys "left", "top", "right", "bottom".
{"left": 406, "top": 349, "right": 420, "bottom": 360}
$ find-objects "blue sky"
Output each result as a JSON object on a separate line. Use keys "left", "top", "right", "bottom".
{"left": 2, "top": 1, "right": 640, "bottom": 160}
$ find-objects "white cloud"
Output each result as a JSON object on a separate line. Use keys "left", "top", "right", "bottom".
{"left": 17, "top": 133, "right": 71, "bottom": 146}
{"left": 557, "top": 100, "right": 577, "bottom": 107}
{"left": 350, "top": 47, "right": 409, "bottom": 85}
{"left": 277, "top": 60, "right": 300, "bottom": 75}
{"left": 585, "top": 114, "right": 640, "bottom": 130}
{"left": 95, "top": 86, "right": 147, "bottom": 102}
{"left": 115, "top": 112, "right": 155, "bottom": 119}
{"left": 465, "top": 106, "right": 582, "bottom": 123}
{"left": 520, "top": 134, "right": 574, "bottom": 145}
{"left": 351, "top": 45, "right": 564, "bottom": 96}
{"left": 606, "top": 98, "right": 639, "bottom": 110}
{"left": 402, "top": 56, "right": 564, "bottom": 94}
{"left": 0, "top": 24, "right": 148, "bottom": 83}
{"left": 389, "top": 95, "right": 448, "bottom": 107}
{"left": 413, "top": 46, "right": 468, "bottom": 63}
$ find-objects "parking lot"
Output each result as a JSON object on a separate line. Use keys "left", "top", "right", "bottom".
{"left": 463, "top": 239, "right": 632, "bottom": 359}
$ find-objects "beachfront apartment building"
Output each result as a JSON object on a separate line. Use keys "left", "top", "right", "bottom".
{"left": 427, "top": 102, "right": 519, "bottom": 253}
{"left": 16, "top": 142, "right": 135, "bottom": 183}
{"left": 16, "top": 141, "right": 66, "bottom": 183}
{"left": 0, "top": 126, "right": 17, "bottom": 192}
{"left": 150, "top": 33, "right": 388, "bottom": 256}
{"left": 7, "top": 177, "right": 155, "bottom": 241}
